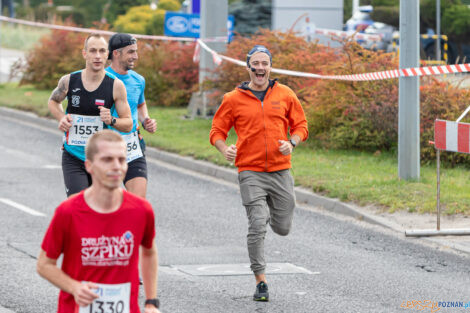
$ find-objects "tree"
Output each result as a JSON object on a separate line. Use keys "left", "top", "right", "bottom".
{"left": 105, "top": 0, "right": 148, "bottom": 25}
{"left": 229, "top": 0, "right": 271, "bottom": 35}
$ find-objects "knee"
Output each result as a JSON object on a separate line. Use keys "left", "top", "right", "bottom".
{"left": 271, "top": 225, "right": 290, "bottom": 236}
{"left": 248, "top": 216, "right": 268, "bottom": 235}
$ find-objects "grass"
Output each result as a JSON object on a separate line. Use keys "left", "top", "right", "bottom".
{"left": 1, "top": 83, "right": 470, "bottom": 215}
{"left": 0, "top": 21, "right": 50, "bottom": 51}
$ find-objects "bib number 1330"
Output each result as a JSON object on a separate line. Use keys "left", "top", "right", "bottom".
{"left": 79, "top": 282, "right": 130, "bottom": 313}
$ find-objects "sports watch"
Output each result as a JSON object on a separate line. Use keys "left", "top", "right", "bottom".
{"left": 289, "top": 138, "right": 297, "bottom": 148}
{"left": 145, "top": 298, "right": 160, "bottom": 309}
{"left": 110, "top": 117, "right": 116, "bottom": 126}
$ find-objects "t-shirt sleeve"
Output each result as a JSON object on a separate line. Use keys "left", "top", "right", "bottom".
{"left": 138, "top": 78, "right": 145, "bottom": 105}
{"left": 41, "top": 205, "right": 67, "bottom": 259}
{"left": 141, "top": 201, "right": 155, "bottom": 249}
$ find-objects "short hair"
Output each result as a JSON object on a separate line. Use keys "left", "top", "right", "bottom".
{"left": 84, "top": 33, "right": 107, "bottom": 50}
{"left": 86, "top": 130, "right": 124, "bottom": 161}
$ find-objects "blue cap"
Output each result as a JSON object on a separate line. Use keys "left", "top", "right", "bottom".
{"left": 246, "top": 45, "right": 272, "bottom": 66}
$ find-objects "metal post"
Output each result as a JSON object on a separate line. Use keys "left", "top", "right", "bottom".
{"left": 199, "top": 0, "right": 227, "bottom": 117}
{"left": 352, "top": 0, "right": 359, "bottom": 15}
{"left": 436, "top": 149, "right": 440, "bottom": 231}
{"left": 398, "top": 0, "right": 420, "bottom": 180}
{"left": 436, "top": 0, "right": 441, "bottom": 61}
{"left": 0, "top": 16, "right": 2, "bottom": 84}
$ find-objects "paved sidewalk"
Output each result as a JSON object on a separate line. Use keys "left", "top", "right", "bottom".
{"left": 0, "top": 47, "right": 24, "bottom": 83}
{"left": 2, "top": 106, "right": 470, "bottom": 256}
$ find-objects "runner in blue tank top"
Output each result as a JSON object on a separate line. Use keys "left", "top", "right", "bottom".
{"left": 106, "top": 33, "right": 157, "bottom": 198}
{"left": 48, "top": 33, "right": 132, "bottom": 197}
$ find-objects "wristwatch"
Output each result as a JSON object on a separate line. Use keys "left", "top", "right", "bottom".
{"left": 110, "top": 117, "right": 116, "bottom": 126}
{"left": 289, "top": 138, "right": 297, "bottom": 148}
{"left": 145, "top": 298, "right": 160, "bottom": 309}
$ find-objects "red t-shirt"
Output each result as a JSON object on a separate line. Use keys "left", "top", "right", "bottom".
{"left": 41, "top": 190, "right": 156, "bottom": 313}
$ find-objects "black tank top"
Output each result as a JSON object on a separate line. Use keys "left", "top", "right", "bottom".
{"left": 66, "top": 71, "right": 115, "bottom": 116}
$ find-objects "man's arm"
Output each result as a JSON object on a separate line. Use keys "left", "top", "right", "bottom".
{"left": 141, "top": 242, "right": 161, "bottom": 313}
{"left": 48, "top": 74, "right": 72, "bottom": 132}
{"left": 278, "top": 134, "right": 301, "bottom": 155}
{"left": 104, "top": 79, "right": 132, "bottom": 132}
{"left": 215, "top": 139, "right": 237, "bottom": 162}
{"left": 37, "top": 249, "right": 99, "bottom": 307}
{"left": 138, "top": 102, "right": 157, "bottom": 133}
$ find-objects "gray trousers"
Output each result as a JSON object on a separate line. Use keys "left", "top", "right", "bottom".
{"left": 238, "top": 170, "right": 296, "bottom": 275}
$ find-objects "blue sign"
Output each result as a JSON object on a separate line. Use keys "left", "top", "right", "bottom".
{"left": 164, "top": 12, "right": 234, "bottom": 42}
{"left": 192, "top": 0, "right": 200, "bottom": 14}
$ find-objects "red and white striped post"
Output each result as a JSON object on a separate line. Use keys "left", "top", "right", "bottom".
{"left": 406, "top": 113, "right": 470, "bottom": 236}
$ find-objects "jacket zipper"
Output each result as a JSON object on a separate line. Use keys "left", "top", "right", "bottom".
{"left": 239, "top": 83, "right": 276, "bottom": 171}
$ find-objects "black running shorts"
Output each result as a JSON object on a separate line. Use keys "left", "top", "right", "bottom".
{"left": 62, "top": 150, "right": 91, "bottom": 197}
{"left": 124, "top": 156, "right": 147, "bottom": 183}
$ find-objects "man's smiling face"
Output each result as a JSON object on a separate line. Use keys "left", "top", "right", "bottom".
{"left": 247, "top": 52, "right": 271, "bottom": 90}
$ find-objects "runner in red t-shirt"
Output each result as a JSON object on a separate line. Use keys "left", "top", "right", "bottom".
{"left": 37, "top": 130, "right": 162, "bottom": 313}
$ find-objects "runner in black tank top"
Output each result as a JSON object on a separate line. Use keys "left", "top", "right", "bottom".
{"left": 47, "top": 33, "right": 132, "bottom": 197}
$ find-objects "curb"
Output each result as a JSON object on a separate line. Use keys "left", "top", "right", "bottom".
{"left": 0, "top": 106, "right": 398, "bottom": 232}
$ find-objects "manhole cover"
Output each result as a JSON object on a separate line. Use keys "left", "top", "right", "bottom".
{"left": 172, "top": 263, "right": 319, "bottom": 276}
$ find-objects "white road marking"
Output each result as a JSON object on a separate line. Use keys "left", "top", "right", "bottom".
{"left": 42, "top": 164, "right": 61, "bottom": 169}
{"left": 0, "top": 198, "right": 45, "bottom": 217}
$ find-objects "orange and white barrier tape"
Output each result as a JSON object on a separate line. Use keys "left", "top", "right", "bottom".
{"left": 195, "top": 39, "right": 470, "bottom": 81}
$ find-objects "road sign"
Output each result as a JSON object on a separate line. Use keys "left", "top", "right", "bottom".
{"left": 164, "top": 12, "right": 234, "bottom": 41}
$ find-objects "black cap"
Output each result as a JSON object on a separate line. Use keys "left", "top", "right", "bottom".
{"left": 108, "top": 33, "right": 137, "bottom": 60}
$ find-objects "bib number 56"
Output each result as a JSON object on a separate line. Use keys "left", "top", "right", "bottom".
{"left": 127, "top": 142, "right": 138, "bottom": 152}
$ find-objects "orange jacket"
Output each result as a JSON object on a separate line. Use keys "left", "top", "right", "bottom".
{"left": 210, "top": 80, "right": 308, "bottom": 173}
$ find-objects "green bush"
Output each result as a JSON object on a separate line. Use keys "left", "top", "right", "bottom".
{"left": 113, "top": 1, "right": 181, "bottom": 35}
{"left": 157, "top": 0, "right": 181, "bottom": 11}
{"left": 370, "top": 6, "right": 399, "bottom": 28}
{"left": 114, "top": 5, "right": 159, "bottom": 34}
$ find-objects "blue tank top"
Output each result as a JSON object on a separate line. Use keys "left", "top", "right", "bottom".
{"left": 105, "top": 67, "right": 146, "bottom": 134}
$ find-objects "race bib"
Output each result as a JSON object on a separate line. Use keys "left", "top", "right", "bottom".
{"left": 67, "top": 114, "right": 103, "bottom": 146}
{"left": 79, "top": 282, "right": 131, "bottom": 313}
{"left": 122, "top": 131, "right": 143, "bottom": 163}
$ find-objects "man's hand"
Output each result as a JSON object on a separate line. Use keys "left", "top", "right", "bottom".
{"left": 278, "top": 140, "right": 293, "bottom": 155}
{"left": 144, "top": 304, "right": 161, "bottom": 313}
{"left": 58, "top": 114, "right": 72, "bottom": 132}
{"left": 72, "top": 281, "right": 99, "bottom": 307}
{"left": 223, "top": 144, "right": 237, "bottom": 162}
{"left": 98, "top": 106, "right": 112, "bottom": 125}
{"left": 143, "top": 117, "right": 157, "bottom": 133}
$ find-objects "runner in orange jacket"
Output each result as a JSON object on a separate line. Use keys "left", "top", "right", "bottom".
{"left": 210, "top": 45, "right": 308, "bottom": 301}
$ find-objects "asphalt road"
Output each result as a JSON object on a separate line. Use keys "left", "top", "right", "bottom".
{"left": 1, "top": 112, "right": 470, "bottom": 313}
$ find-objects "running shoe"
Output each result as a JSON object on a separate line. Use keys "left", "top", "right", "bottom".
{"left": 253, "top": 281, "right": 269, "bottom": 301}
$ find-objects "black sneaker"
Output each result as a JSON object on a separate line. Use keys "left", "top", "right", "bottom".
{"left": 253, "top": 281, "right": 269, "bottom": 301}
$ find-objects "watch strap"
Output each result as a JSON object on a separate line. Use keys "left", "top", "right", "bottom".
{"left": 289, "top": 138, "right": 297, "bottom": 148}
{"left": 145, "top": 298, "right": 160, "bottom": 309}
